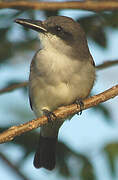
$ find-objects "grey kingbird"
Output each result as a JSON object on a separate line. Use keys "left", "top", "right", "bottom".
{"left": 15, "top": 16, "right": 95, "bottom": 170}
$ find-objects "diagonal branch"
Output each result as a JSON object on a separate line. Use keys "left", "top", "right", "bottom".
{"left": 0, "top": 82, "right": 28, "bottom": 94}
{"left": 0, "top": 1, "right": 118, "bottom": 11}
{"left": 0, "top": 84, "right": 118, "bottom": 144}
{"left": 96, "top": 60, "right": 118, "bottom": 70}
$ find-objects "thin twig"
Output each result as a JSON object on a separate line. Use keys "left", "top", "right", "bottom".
{"left": 0, "top": 84, "right": 118, "bottom": 144}
{"left": 0, "top": 82, "right": 28, "bottom": 94}
{"left": 0, "top": 1, "right": 118, "bottom": 11}
{"left": 96, "top": 60, "right": 118, "bottom": 70}
{"left": 0, "top": 152, "right": 30, "bottom": 180}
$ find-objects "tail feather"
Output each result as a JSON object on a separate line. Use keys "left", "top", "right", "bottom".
{"left": 33, "top": 135, "right": 57, "bottom": 170}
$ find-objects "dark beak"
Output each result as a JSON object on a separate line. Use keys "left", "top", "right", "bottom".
{"left": 15, "top": 19, "right": 47, "bottom": 33}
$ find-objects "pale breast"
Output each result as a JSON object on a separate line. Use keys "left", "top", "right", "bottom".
{"left": 29, "top": 48, "right": 95, "bottom": 117}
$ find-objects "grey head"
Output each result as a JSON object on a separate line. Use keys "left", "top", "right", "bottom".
{"left": 15, "top": 16, "right": 90, "bottom": 59}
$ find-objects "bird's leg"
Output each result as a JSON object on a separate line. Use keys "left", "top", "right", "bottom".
{"left": 74, "top": 98, "right": 84, "bottom": 115}
{"left": 42, "top": 108, "right": 57, "bottom": 122}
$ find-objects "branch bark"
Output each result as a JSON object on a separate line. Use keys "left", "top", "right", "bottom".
{"left": 0, "top": 1, "right": 118, "bottom": 11}
{"left": 96, "top": 60, "right": 118, "bottom": 70}
{"left": 0, "top": 84, "right": 118, "bottom": 144}
{"left": 0, "top": 82, "right": 28, "bottom": 94}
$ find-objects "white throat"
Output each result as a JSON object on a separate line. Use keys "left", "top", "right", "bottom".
{"left": 39, "top": 32, "right": 72, "bottom": 55}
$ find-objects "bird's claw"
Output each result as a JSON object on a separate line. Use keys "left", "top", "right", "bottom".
{"left": 75, "top": 98, "right": 84, "bottom": 115}
{"left": 42, "top": 109, "right": 57, "bottom": 122}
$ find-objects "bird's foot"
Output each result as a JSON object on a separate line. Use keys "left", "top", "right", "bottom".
{"left": 74, "top": 98, "right": 84, "bottom": 115}
{"left": 42, "top": 109, "right": 57, "bottom": 122}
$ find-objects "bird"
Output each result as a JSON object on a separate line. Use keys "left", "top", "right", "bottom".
{"left": 15, "top": 16, "right": 95, "bottom": 170}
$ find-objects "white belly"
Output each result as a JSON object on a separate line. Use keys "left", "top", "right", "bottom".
{"left": 29, "top": 50, "right": 95, "bottom": 117}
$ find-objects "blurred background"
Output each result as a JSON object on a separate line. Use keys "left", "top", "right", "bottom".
{"left": 0, "top": 1, "right": 118, "bottom": 180}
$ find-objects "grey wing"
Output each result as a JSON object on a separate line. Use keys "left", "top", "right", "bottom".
{"left": 29, "top": 93, "right": 33, "bottom": 110}
{"left": 29, "top": 57, "right": 35, "bottom": 111}
{"left": 28, "top": 51, "right": 42, "bottom": 111}
{"left": 90, "top": 56, "right": 95, "bottom": 67}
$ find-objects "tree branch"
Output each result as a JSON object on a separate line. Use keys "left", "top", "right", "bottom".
{"left": 96, "top": 60, "right": 118, "bottom": 70}
{"left": 0, "top": 1, "right": 118, "bottom": 11}
{"left": 0, "top": 84, "right": 118, "bottom": 144}
{"left": 0, "top": 82, "right": 28, "bottom": 94}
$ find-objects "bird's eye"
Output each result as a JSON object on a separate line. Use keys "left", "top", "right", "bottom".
{"left": 55, "top": 26, "right": 62, "bottom": 32}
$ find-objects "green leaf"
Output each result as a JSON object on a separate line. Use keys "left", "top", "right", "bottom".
{"left": 80, "top": 160, "right": 96, "bottom": 180}
{"left": 103, "top": 12, "right": 118, "bottom": 29}
{"left": 77, "top": 12, "right": 118, "bottom": 48}
{"left": 91, "top": 27, "right": 106, "bottom": 47}
{"left": 0, "top": 27, "right": 10, "bottom": 40}
{"left": 0, "top": 41, "right": 13, "bottom": 62}
{"left": 104, "top": 142, "right": 118, "bottom": 176}
{"left": 14, "top": 39, "right": 38, "bottom": 51}
{"left": 78, "top": 14, "right": 107, "bottom": 48}
{"left": 44, "top": 10, "right": 59, "bottom": 17}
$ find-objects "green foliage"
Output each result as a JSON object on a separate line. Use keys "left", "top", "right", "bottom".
{"left": 3, "top": 130, "right": 96, "bottom": 179}
{"left": 78, "top": 15, "right": 107, "bottom": 48}
{"left": 78, "top": 12, "right": 118, "bottom": 48}
{"left": 0, "top": 27, "right": 13, "bottom": 62}
{"left": 44, "top": 10, "right": 59, "bottom": 17}
{"left": 0, "top": 10, "right": 37, "bottom": 63}
{"left": 0, "top": 6, "right": 118, "bottom": 180}
{"left": 104, "top": 142, "right": 118, "bottom": 177}
{"left": 80, "top": 160, "right": 96, "bottom": 180}
{"left": 0, "top": 126, "right": 96, "bottom": 179}
{"left": 1, "top": 10, "right": 118, "bottom": 63}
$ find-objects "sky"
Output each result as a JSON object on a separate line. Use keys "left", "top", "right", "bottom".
{"left": 0, "top": 10, "right": 118, "bottom": 180}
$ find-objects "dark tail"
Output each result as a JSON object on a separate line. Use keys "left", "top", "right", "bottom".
{"left": 33, "top": 135, "right": 57, "bottom": 170}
